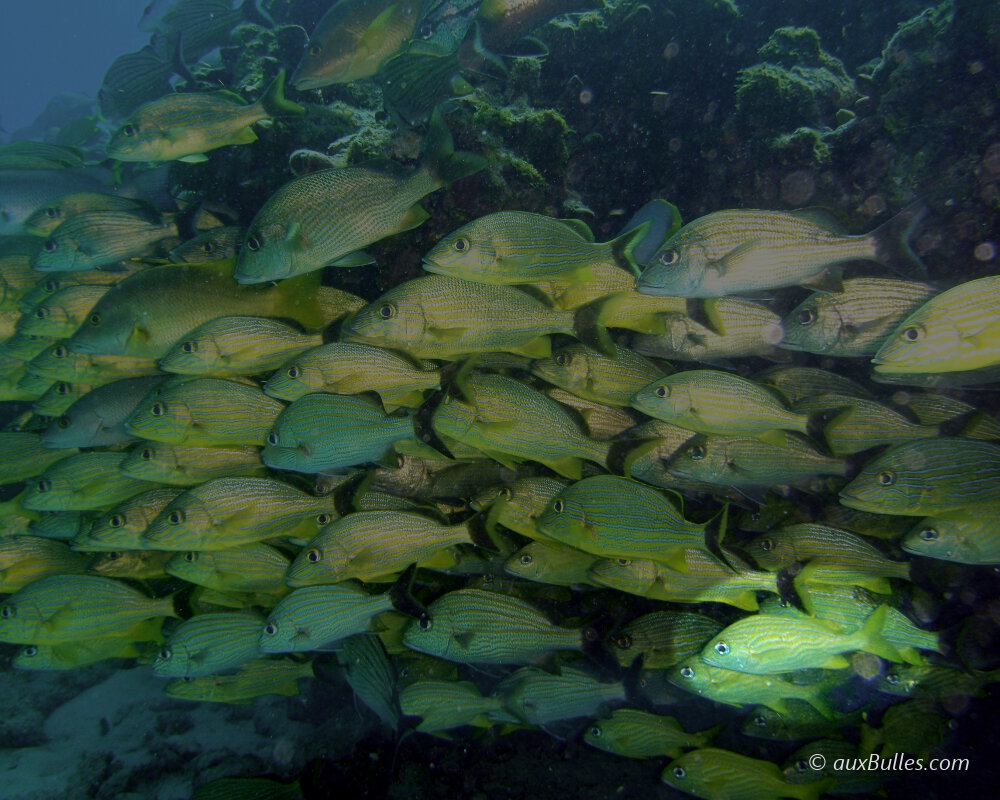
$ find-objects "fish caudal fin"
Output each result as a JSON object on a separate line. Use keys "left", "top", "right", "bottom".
{"left": 421, "top": 108, "right": 488, "bottom": 188}
{"left": 260, "top": 69, "right": 305, "bottom": 117}
{"left": 870, "top": 200, "right": 928, "bottom": 277}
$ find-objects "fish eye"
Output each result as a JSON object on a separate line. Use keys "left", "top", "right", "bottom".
{"left": 287, "top": 365, "right": 301, "bottom": 379}
{"left": 181, "top": 341, "right": 197, "bottom": 354}
{"left": 554, "top": 353, "right": 569, "bottom": 367}
{"left": 688, "top": 445, "right": 706, "bottom": 460}
{"left": 754, "top": 714, "right": 767, "bottom": 727}
{"left": 140, "top": 447, "right": 154, "bottom": 460}
{"left": 920, "top": 527, "right": 938, "bottom": 541}
{"left": 453, "top": 237, "right": 470, "bottom": 252}
{"left": 903, "top": 326, "right": 922, "bottom": 342}
{"left": 109, "top": 514, "right": 125, "bottom": 528}
{"left": 589, "top": 726, "right": 601, "bottom": 738}
{"left": 56, "top": 416, "right": 71, "bottom": 429}
{"left": 201, "top": 242, "right": 214, "bottom": 253}
{"left": 56, "top": 382, "right": 70, "bottom": 394}
{"left": 89, "top": 312, "right": 101, "bottom": 326}
{"left": 151, "top": 402, "right": 166, "bottom": 416}
{"left": 654, "top": 385, "right": 669, "bottom": 398}
{"left": 53, "top": 345, "right": 67, "bottom": 358}
{"left": 714, "top": 641, "right": 730, "bottom": 656}
{"left": 306, "top": 548, "right": 322, "bottom": 563}
{"left": 34, "top": 307, "right": 48, "bottom": 319}
{"left": 183, "top": 551, "right": 197, "bottom": 563}
{"left": 553, "top": 499, "right": 564, "bottom": 513}
{"left": 1, "top": 605, "right": 15, "bottom": 619}
{"left": 659, "top": 249, "right": 679, "bottom": 266}
{"left": 877, "top": 470, "right": 896, "bottom": 486}
{"left": 266, "top": 432, "right": 279, "bottom": 446}
{"left": 44, "top": 280, "right": 59, "bottom": 292}
{"left": 797, "top": 307, "right": 817, "bottom": 326}
{"left": 616, "top": 634, "right": 632, "bottom": 649}
{"left": 886, "top": 672, "right": 901, "bottom": 685}
{"left": 750, "top": 511, "right": 761, "bottom": 521}
{"left": 23, "top": 646, "right": 37, "bottom": 657}
{"left": 616, "top": 558, "right": 630, "bottom": 566}
{"left": 246, "top": 236, "right": 261, "bottom": 252}
{"left": 419, "top": 614, "right": 433, "bottom": 631}
{"left": 122, "top": 124, "right": 137, "bottom": 137}
{"left": 264, "top": 622, "right": 278, "bottom": 636}
{"left": 672, "top": 767, "right": 686, "bottom": 779}
{"left": 45, "top": 207, "right": 59, "bottom": 219}
{"left": 760, "top": 538, "right": 773, "bottom": 552}
{"left": 378, "top": 303, "right": 396, "bottom": 319}
{"left": 317, "top": 513, "right": 332, "bottom": 525}
{"left": 36, "top": 479, "right": 51, "bottom": 493}
{"left": 43, "top": 240, "right": 57, "bottom": 252}
{"left": 519, "top": 553, "right": 533, "bottom": 565}
{"left": 308, "top": 43, "right": 321, "bottom": 56}
{"left": 680, "top": 666, "right": 695, "bottom": 679}
{"left": 158, "top": 647, "right": 172, "bottom": 661}
{"left": 168, "top": 509, "right": 185, "bottom": 525}
{"left": 795, "top": 759, "right": 809, "bottom": 772}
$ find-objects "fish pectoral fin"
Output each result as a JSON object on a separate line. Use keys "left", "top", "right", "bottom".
{"left": 713, "top": 239, "right": 762, "bottom": 274}
{"left": 329, "top": 250, "right": 376, "bottom": 268}
{"left": 426, "top": 325, "right": 469, "bottom": 342}
{"left": 800, "top": 268, "right": 844, "bottom": 293}
{"left": 453, "top": 631, "right": 476, "bottom": 650}
{"left": 178, "top": 153, "right": 210, "bottom": 163}
{"left": 357, "top": 5, "right": 399, "bottom": 58}
{"left": 396, "top": 204, "right": 431, "bottom": 234}
{"left": 231, "top": 126, "right": 259, "bottom": 145}
{"left": 821, "top": 654, "right": 851, "bottom": 669}
{"left": 508, "top": 336, "right": 552, "bottom": 358}
{"left": 539, "top": 456, "right": 584, "bottom": 480}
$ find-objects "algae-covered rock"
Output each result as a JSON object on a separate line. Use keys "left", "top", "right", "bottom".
{"left": 736, "top": 26, "right": 858, "bottom": 136}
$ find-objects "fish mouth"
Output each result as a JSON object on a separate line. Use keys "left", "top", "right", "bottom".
{"left": 291, "top": 71, "right": 328, "bottom": 92}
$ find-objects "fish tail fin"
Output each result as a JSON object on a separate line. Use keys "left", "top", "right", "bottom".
{"left": 857, "top": 604, "right": 904, "bottom": 663}
{"left": 616, "top": 199, "right": 683, "bottom": 266}
{"left": 703, "top": 503, "right": 730, "bottom": 564}
{"left": 870, "top": 200, "right": 928, "bottom": 277}
{"left": 260, "top": 69, "right": 305, "bottom": 117}
{"left": 793, "top": 778, "right": 837, "bottom": 800}
{"left": 274, "top": 270, "right": 325, "bottom": 330}
{"left": 608, "top": 220, "right": 651, "bottom": 278}
{"left": 572, "top": 300, "right": 616, "bottom": 357}
{"left": 421, "top": 107, "right": 487, "bottom": 188}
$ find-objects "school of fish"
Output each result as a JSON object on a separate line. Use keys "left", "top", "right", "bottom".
{"left": 1, "top": 1, "right": 999, "bottom": 799}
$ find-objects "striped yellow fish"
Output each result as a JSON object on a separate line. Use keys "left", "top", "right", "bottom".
{"left": 166, "top": 659, "right": 313, "bottom": 704}
{"left": 399, "top": 679, "right": 517, "bottom": 734}
{"left": 496, "top": 665, "right": 626, "bottom": 726}
{"left": 585, "top": 709, "right": 718, "bottom": 760}
{"left": 154, "top": 611, "right": 264, "bottom": 677}
{"left": 401, "top": 587, "right": 592, "bottom": 665}
{"left": 168, "top": 226, "right": 243, "bottom": 264}
{"left": 613, "top": 610, "right": 724, "bottom": 669}
{"left": 119, "top": 442, "right": 266, "bottom": 486}
{"left": 873, "top": 275, "right": 1000, "bottom": 374}
{"left": 235, "top": 109, "right": 485, "bottom": 283}
{"left": 286, "top": 511, "right": 472, "bottom": 585}
{"left": 141, "top": 476, "right": 338, "bottom": 552}
{"left": 662, "top": 748, "right": 834, "bottom": 799}
{"left": 77, "top": 487, "right": 182, "bottom": 551}
{"left": 503, "top": 540, "right": 599, "bottom": 586}
{"left": 27, "top": 342, "right": 161, "bottom": 385}
{"left": 165, "top": 544, "right": 291, "bottom": 594}
{"left": 0, "top": 431, "right": 76, "bottom": 485}
{"left": 24, "top": 191, "right": 150, "bottom": 237}
{"left": 18, "top": 284, "right": 109, "bottom": 338}
{"left": 632, "top": 369, "right": 809, "bottom": 436}
{"left": 341, "top": 275, "right": 586, "bottom": 360}
{"left": 22, "top": 451, "right": 158, "bottom": 511}
{"left": 781, "top": 277, "right": 937, "bottom": 357}
{"left": 263, "top": 341, "right": 440, "bottom": 410}
{"left": 839, "top": 438, "right": 1000, "bottom": 515}
{"left": 423, "top": 210, "right": 645, "bottom": 283}
{"left": 530, "top": 342, "right": 667, "bottom": 407}
{"left": 0, "top": 536, "right": 89, "bottom": 592}
{"left": 108, "top": 70, "right": 303, "bottom": 163}
{"left": 259, "top": 583, "right": 397, "bottom": 653}
{"left": 158, "top": 316, "right": 322, "bottom": 377}
{"left": 902, "top": 513, "right": 1000, "bottom": 564}
{"left": 638, "top": 204, "right": 925, "bottom": 297}
{"left": 0, "top": 574, "right": 177, "bottom": 644}
{"left": 125, "top": 378, "right": 283, "bottom": 446}
{"left": 431, "top": 373, "right": 608, "bottom": 479}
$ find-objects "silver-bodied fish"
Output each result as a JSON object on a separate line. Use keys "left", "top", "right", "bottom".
{"left": 638, "top": 204, "right": 925, "bottom": 297}
{"left": 235, "top": 109, "right": 485, "bottom": 283}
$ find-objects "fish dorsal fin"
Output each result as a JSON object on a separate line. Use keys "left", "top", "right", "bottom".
{"left": 787, "top": 207, "right": 842, "bottom": 231}
{"left": 558, "top": 218, "right": 595, "bottom": 242}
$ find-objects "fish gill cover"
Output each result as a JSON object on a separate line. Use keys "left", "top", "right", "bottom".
{"left": 0, "top": 0, "right": 999, "bottom": 798}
